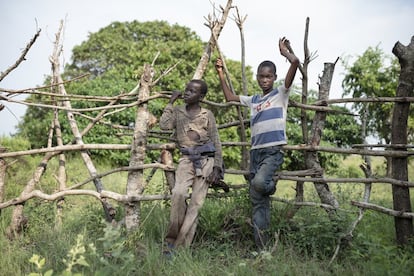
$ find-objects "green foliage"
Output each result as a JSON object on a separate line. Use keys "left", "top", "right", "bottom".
{"left": 0, "top": 136, "right": 35, "bottom": 197}
{"left": 27, "top": 227, "right": 136, "bottom": 276}
{"left": 14, "top": 19, "right": 363, "bottom": 173}
{"left": 342, "top": 46, "right": 409, "bottom": 143}
{"left": 284, "top": 91, "right": 363, "bottom": 173}
{"left": 61, "top": 234, "right": 92, "bottom": 273}
{"left": 16, "top": 93, "right": 55, "bottom": 147}
{"left": 7, "top": 24, "right": 414, "bottom": 276}
{"left": 2, "top": 143, "right": 414, "bottom": 275}
{"left": 94, "top": 223, "right": 136, "bottom": 274}
{"left": 346, "top": 211, "right": 414, "bottom": 275}
{"left": 277, "top": 207, "right": 347, "bottom": 259}
{"left": 28, "top": 254, "right": 53, "bottom": 276}
{"left": 2, "top": 182, "right": 414, "bottom": 275}
{"left": 18, "top": 20, "right": 207, "bottom": 159}
{"left": 324, "top": 107, "right": 363, "bottom": 148}
{"left": 0, "top": 135, "right": 31, "bottom": 151}
{"left": 197, "top": 190, "right": 252, "bottom": 248}
{"left": 219, "top": 124, "right": 244, "bottom": 168}
{"left": 16, "top": 20, "right": 258, "bottom": 167}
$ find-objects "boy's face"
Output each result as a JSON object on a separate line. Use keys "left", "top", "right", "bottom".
{"left": 183, "top": 82, "right": 204, "bottom": 104}
{"left": 256, "top": 66, "right": 277, "bottom": 94}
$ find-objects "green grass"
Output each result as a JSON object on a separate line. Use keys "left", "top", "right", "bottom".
{"left": 1, "top": 152, "right": 414, "bottom": 275}
{"left": 2, "top": 197, "right": 413, "bottom": 275}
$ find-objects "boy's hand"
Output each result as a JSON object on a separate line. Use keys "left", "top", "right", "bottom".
{"left": 207, "top": 166, "right": 222, "bottom": 185}
{"left": 169, "top": 90, "right": 182, "bottom": 104}
{"left": 215, "top": 58, "right": 224, "bottom": 73}
{"left": 279, "top": 37, "right": 291, "bottom": 57}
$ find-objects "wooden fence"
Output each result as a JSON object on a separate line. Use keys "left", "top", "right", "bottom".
{"left": 0, "top": 0, "right": 413, "bottom": 262}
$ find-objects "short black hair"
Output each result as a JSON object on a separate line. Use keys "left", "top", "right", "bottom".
{"left": 190, "top": 79, "right": 208, "bottom": 96}
{"left": 258, "top": 60, "right": 277, "bottom": 74}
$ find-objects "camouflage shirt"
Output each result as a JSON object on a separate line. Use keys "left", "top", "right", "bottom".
{"left": 160, "top": 103, "right": 223, "bottom": 169}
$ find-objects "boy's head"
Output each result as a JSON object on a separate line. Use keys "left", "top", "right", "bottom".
{"left": 256, "top": 61, "right": 277, "bottom": 94}
{"left": 257, "top": 60, "right": 277, "bottom": 75}
{"left": 183, "top": 79, "right": 208, "bottom": 104}
{"left": 190, "top": 79, "right": 208, "bottom": 96}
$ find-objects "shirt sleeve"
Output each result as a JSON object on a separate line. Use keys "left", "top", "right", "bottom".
{"left": 159, "top": 103, "right": 175, "bottom": 130}
{"left": 239, "top": 95, "right": 253, "bottom": 107}
{"left": 278, "top": 85, "right": 289, "bottom": 93}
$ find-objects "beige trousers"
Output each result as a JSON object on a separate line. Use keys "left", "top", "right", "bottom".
{"left": 165, "top": 156, "right": 214, "bottom": 247}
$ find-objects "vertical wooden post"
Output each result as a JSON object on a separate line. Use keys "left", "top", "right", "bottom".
{"left": 305, "top": 62, "right": 339, "bottom": 211}
{"left": 125, "top": 63, "right": 153, "bottom": 231}
{"left": 391, "top": 36, "right": 414, "bottom": 245}
{"left": 160, "top": 149, "right": 175, "bottom": 192}
{"left": 192, "top": 0, "right": 232, "bottom": 80}
{"left": 0, "top": 147, "right": 6, "bottom": 206}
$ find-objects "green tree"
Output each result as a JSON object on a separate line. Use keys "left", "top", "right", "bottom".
{"left": 342, "top": 46, "right": 402, "bottom": 143}
{"left": 285, "top": 90, "right": 362, "bottom": 174}
{"left": 17, "top": 20, "right": 254, "bottom": 166}
{"left": 17, "top": 20, "right": 362, "bottom": 171}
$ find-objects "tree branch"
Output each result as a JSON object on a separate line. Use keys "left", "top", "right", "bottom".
{"left": 0, "top": 28, "right": 41, "bottom": 82}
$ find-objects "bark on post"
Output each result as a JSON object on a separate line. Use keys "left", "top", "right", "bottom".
{"left": 53, "top": 90, "right": 67, "bottom": 229}
{"left": 160, "top": 149, "right": 175, "bottom": 192}
{"left": 125, "top": 63, "right": 154, "bottom": 231}
{"left": 305, "top": 62, "right": 339, "bottom": 211}
{"left": 192, "top": 0, "right": 232, "bottom": 79}
{"left": 234, "top": 9, "right": 250, "bottom": 172}
{"left": 0, "top": 147, "right": 6, "bottom": 205}
{"left": 391, "top": 36, "right": 414, "bottom": 245}
{"left": 49, "top": 22, "right": 68, "bottom": 228}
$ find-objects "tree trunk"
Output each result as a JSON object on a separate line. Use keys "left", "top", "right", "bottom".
{"left": 125, "top": 64, "right": 153, "bottom": 231}
{"left": 305, "top": 62, "right": 339, "bottom": 211}
{"left": 391, "top": 36, "right": 414, "bottom": 245}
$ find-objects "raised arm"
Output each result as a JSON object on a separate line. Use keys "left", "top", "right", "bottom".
{"left": 215, "top": 58, "right": 240, "bottom": 102}
{"left": 159, "top": 91, "right": 181, "bottom": 130}
{"left": 279, "top": 37, "right": 300, "bottom": 89}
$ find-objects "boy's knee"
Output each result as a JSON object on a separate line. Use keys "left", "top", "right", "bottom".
{"left": 251, "top": 175, "right": 265, "bottom": 193}
{"left": 251, "top": 175, "right": 275, "bottom": 196}
{"left": 171, "top": 187, "right": 188, "bottom": 200}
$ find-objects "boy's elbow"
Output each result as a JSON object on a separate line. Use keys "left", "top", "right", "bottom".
{"left": 224, "top": 96, "right": 232, "bottom": 102}
{"left": 225, "top": 94, "right": 239, "bottom": 102}
{"left": 291, "top": 56, "right": 300, "bottom": 67}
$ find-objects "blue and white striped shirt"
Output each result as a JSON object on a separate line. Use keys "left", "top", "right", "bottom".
{"left": 239, "top": 86, "right": 290, "bottom": 149}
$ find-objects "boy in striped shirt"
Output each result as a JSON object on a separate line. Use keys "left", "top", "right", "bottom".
{"left": 215, "top": 37, "right": 299, "bottom": 250}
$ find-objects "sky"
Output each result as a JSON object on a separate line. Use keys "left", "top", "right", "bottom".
{"left": 1, "top": 0, "right": 413, "bottom": 136}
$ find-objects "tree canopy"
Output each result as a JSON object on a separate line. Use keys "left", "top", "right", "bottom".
{"left": 17, "top": 20, "right": 363, "bottom": 170}
{"left": 341, "top": 46, "right": 413, "bottom": 143}
{"left": 17, "top": 20, "right": 256, "bottom": 166}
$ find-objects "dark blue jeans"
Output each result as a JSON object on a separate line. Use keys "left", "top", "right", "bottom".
{"left": 249, "top": 146, "right": 284, "bottom": 249}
